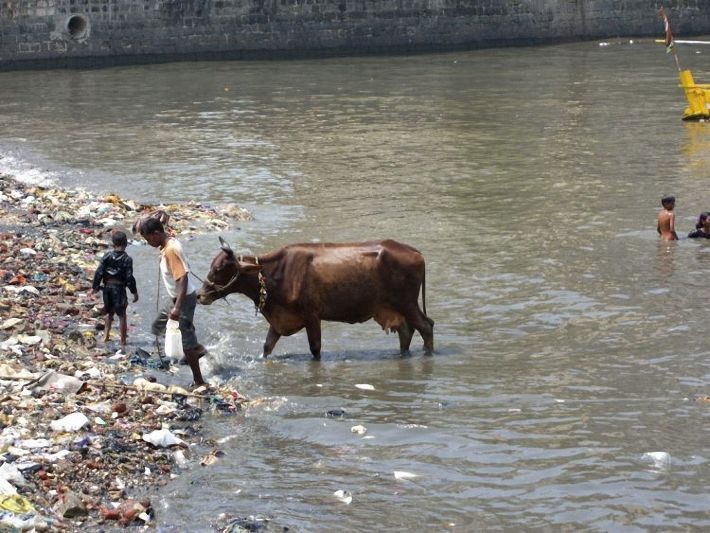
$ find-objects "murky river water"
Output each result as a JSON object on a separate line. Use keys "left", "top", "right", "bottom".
{"left": 2, "top": 39, "right": 710, "bottom": 531}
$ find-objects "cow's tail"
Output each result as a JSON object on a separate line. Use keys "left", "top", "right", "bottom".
{"left": 422, "top": 264, "right": 427, "bottom": 317}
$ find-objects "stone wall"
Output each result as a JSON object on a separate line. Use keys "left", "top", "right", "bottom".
{"left": 0, "top": 0, "right": 708, "bottom": 68}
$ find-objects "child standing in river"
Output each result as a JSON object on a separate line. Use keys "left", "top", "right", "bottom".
{"left": 657, "top": 195, "right": 678, "bottom": 241}
{"left": 688, "top": 211, "right": 710, "bottom": 238}
{"left": 92, "top": 230, "right": 139, "bottom": 348}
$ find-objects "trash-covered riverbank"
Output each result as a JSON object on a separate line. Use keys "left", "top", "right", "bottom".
{"left": 0, "top": 174, "right": 253, "bottom": 530}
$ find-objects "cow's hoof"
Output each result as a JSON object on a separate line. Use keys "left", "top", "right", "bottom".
{"left": 312, "top": 354, "right": 321, "bottom": 361}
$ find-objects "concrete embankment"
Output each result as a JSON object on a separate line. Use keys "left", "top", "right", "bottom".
{"left": 1, "top": 1, "right": 708, "bottom": 69}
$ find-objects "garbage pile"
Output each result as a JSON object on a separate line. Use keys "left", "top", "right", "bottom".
{"left": 0, "top": 174, "right": 251, "bottom": 530}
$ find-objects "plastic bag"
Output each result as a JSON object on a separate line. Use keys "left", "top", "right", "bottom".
{"left": 164, "top": 319, "right": 184, "bottom": 360}
{"left": 25, "top": 371, "right": 86, "bottom": 395}
{"left": 142, "top": 429, "right": 185, "bottom": 448}
{"left": 0, "top": 494, "right": 34, "bottom": 512}
{"left": 50, "top": 412, "right": 90, "bottom": 433}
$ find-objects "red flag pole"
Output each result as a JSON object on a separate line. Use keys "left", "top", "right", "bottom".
{"left": 660, "top": 6, "right": 682, "bottom": 71}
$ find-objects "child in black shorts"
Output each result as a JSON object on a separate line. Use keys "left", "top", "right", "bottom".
{"left": 92, "top": 230, "right": 139, "bottom": 348}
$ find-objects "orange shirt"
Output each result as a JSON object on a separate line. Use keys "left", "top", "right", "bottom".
{"left": 159, "top": 238, "right": 196, "bottom": 298}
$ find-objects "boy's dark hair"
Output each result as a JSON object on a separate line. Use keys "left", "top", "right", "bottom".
{"left": 140, "top": 218, "right": 164, "bottom": 236}
{"left": 661, "top": 195, "right": 675, "bottom": 205}
{"left": 111, "top": 230, "right": 128, "bottom": 248}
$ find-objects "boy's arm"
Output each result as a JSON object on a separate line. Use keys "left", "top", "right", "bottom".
{"left": 169, "top": 275, "right": 188, "bottom": 320}
{"left": 125, "top": 256, "right": 138, "bottom": 295}
{"left": 163, "top": 243, "right": 188, "bottom": 318}
{"left": 92, "top": 258, "right": 105, "bottom": 292}
{"left": 670, "top": 212, "right": 677, "bottom": 237}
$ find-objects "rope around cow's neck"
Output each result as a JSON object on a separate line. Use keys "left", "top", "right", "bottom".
{"left": 179, "top": 254, "right": 268, "bottom": 314}
{"left": 248, "top": 255, "right": 268, "bottom": 316}
{"left": 207, "top": 254, "right": 267, "bottom": 314}
{"left": 256, "top": 271, "right": 267, "bottom": 316}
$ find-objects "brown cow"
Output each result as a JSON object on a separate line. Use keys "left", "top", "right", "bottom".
{"left": 197, "top": 238, "right": 434, "bottom": 359}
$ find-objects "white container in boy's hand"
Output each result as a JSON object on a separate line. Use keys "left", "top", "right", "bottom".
{"left": 164, "top": 319, "right": 184, "bottom": 360}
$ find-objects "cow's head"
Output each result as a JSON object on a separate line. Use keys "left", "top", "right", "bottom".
{"left": 197, "top": 237, "right": 262, "bottom": 305}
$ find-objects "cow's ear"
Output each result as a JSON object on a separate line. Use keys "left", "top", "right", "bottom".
{"left": 219, "top": 236, "right": 234, "bottom": 256}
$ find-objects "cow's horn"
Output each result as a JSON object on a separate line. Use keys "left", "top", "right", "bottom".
{"left": 219, "top": 236, "right": 233, "bottom": 254}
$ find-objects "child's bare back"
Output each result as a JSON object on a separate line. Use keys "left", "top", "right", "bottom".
{"left": 657, "top": 195, "right": 678, "bottom": 241}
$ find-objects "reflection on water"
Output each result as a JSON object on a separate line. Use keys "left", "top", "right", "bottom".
{"left": 2, "top": 40, "right": 710, "bottom": 531}
{"left": 656, "top": 240, "right": 676, "bottom": 280}
{"left": 683, "top": 121, "right": 710, "bottom": 178}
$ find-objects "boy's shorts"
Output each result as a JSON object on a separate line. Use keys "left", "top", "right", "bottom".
{"left": 102, "top": 284, "right": 128, "bottom": 317}
{"left": 151, "top": 291, "right": 199, "bottom": 351}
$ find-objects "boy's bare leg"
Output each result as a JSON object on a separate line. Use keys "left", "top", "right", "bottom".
{"left": 104, "top": 314, "right": 112, "bottom": 343}
{"left": 119, "top": 315, "right": 127, "bottom": 348}
{"left": 187, "top": 354, "right": 206, "bottom": 388}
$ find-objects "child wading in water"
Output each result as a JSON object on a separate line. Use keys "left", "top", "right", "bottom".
{"left": 139, "top": 217, "right": 207, "bottom": 387}
{"left": 92, "top": 230, "right": 139, "bottom": 348}
{"left": 657, "top": 195, "right": 678, "bottom": 241}
{"left": 688, "top": 211, "right": 710, "bottom": 239}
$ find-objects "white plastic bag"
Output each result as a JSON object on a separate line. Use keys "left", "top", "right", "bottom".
{"left": 142, "top": 428, "right": 185, "bottom": 448}
{"left": 164, "top": 319, "right": 184, "bottom": 360}
{"left": 50, "top": 412, "right": 90, "bottom": 433}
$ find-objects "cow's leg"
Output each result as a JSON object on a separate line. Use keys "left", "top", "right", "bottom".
{"left": 404, "top": 308, "right": 434, "bottom": 355}
{"left": 262, "top": 325, "right": 281, "bottom": 358}
{"left": 305, "top": 319, "right": 322, "bottom": 360}
{"left": 397, "top": 320, "right": 414, "bottom": 355}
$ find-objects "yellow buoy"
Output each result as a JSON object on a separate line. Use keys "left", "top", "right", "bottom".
{"left": 679, "top": 70, "right": 710, "bottom": 120}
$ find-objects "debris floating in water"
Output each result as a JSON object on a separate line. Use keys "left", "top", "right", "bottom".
{"left": 200, "top": 450, "right": 225, "bottom": 466}
{"left": 333, "top": 489, "right": 353, "bottom": 504}
{"left": 326, "top": 408, "right": 347, "bottom": 418}
{"left": 355, "top": 383, "right": 375, "bottom": 391}
{"left": 641, "top": 451, "right": 671, "bottom": 469}
{"left": 393, "top": 471, "right": 419, "bottom": 481}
